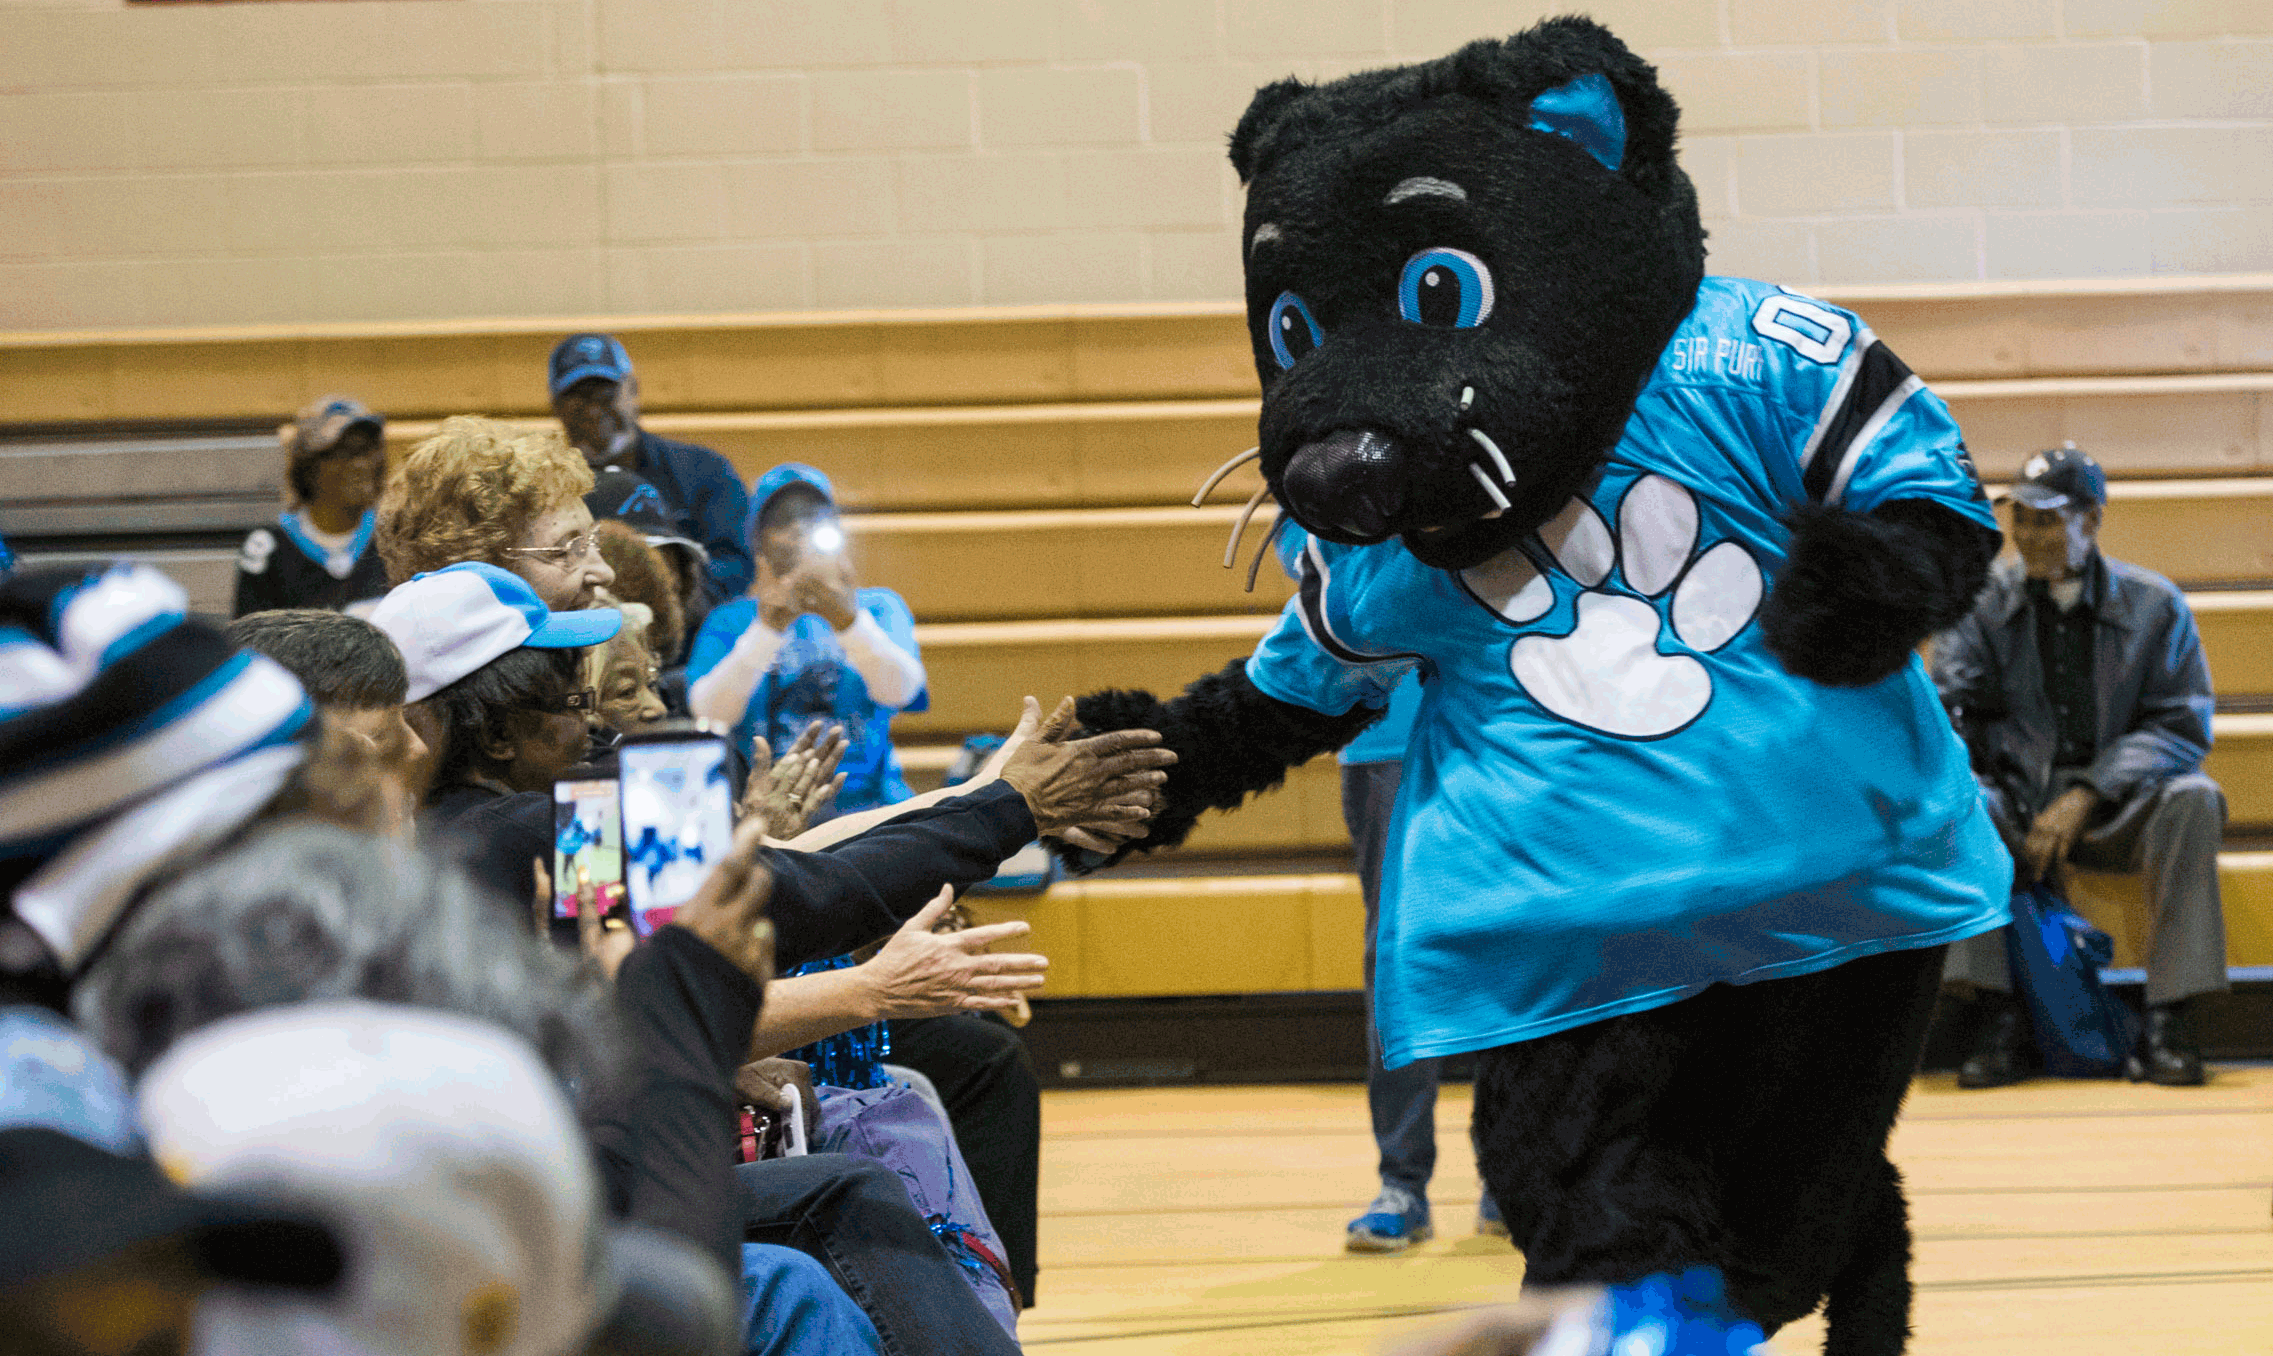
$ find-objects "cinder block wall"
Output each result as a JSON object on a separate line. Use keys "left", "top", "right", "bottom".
{"left": 2, "top": 0, "right": 2269, "bottom": 330}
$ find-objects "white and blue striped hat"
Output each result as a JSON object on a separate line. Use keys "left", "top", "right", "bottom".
{"left": 1, "top": 563, "right": 314, "bottom": 978}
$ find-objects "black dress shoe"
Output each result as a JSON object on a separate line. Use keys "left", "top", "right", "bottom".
{"left": 1957, "top": 1001, "right": 2035, "bottom": 1088}
{"left": 2126, "top": 1004, "right": 2207, "bottom": 1087}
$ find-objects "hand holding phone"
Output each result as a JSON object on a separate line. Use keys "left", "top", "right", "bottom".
{"left": 553, "top": 770, "right": 624, "bottom": 922}
{"left": 620, "top": 721, "right": 740, "bottom": 936}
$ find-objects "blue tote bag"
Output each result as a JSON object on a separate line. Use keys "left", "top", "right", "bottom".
{"left": 2004, "top": 883, "right": 2138, "bottom": 1078}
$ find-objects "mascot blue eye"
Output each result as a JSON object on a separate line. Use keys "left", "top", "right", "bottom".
{"left": 1266, "top": 292, "right": 1324, "bottom": 369}
{"left": 1399, "top": 248, "right": 1495, "bottom": 328}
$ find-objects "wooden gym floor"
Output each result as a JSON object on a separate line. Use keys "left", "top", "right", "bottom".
{"left": 1023, "top": 1069, "right": 2273, "bottom": 1354}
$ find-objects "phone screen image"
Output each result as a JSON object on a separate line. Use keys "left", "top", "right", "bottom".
{"left": 552, "top": 777, "right": 623, "bottom": 920}
{"left": 620, "top": 735, "right": 735, "bottom": 935}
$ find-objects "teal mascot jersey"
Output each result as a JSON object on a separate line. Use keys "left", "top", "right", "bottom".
{"left": 1066, "top": 21, "right": 2010, "bottom": 1355}
{"left": 1251, "top": 277, "right": 2010, "bottom": 1067}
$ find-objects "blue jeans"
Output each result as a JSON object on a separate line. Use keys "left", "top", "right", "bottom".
{"left": 1344, "top": 760, "right": 1443, "bottom": 1198}
{"left": 741, "top": 1243, "right": 882, "bottom": 1355}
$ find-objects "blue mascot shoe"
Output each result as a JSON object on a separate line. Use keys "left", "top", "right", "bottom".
{"left": 1345, "top": 1184, "right": 1432, "bottom": 1253}
{"left": 1537, "top": 1269, "right": 1768, "bottom": 1356}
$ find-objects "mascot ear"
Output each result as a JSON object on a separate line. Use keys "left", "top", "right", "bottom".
{"left": 1230, "top": 77, "right": 1312, "bottom": 185}
{"left": 1528, "top": 72, "right": 1625, "bottom": 172}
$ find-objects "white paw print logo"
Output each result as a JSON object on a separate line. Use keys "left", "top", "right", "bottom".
{"left": 1460, "top": 476, "right": 1763, "bottom": 739}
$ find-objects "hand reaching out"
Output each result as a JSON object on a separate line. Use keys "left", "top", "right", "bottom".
{"left": 854, "top": 885, "right": 1047, "bottom": 1019}
{"left": 739, "top": 722, "right": 848, "bottom": 839}
{"left": 996, "top": 696, "right": 1177, "bottom": 853}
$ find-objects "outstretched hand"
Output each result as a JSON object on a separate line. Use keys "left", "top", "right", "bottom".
{"left": 740, "top": 722, "right": 848, "bottom": 839}
{"left": 996, "top": 696, "right": 1176, "bottom": 854}
{"left": 856, "top": 885, "right": 1047, "bottom": 1018}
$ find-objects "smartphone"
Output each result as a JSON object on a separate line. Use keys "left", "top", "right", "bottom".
{"left": 619, "top": 720, "right": 737, "bottom": 936}
{"left": 552, "top": 767, "right": 623, "bottom": 921}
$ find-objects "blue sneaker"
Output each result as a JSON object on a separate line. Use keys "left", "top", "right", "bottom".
{"left": 1345, "top": 1184, "right": 1432, "bottom": 1253}
{"left": 1476, "top": 1189, "right": 1508, "bottom": 1238}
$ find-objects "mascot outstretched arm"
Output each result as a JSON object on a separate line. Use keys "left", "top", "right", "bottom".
{"left": 1071, "top": 19, "right": 2008, "bottom": 1355}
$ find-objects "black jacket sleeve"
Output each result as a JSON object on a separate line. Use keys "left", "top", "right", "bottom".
{"left": 586, "top": 924, "right": 765, "bottom": 1271}
{"left": 766, "top": 781, "right": 1038, "bottom": 969}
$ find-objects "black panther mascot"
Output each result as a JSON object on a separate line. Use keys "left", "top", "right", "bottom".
{"left": 1072, "top": 18, "right": 2012, "bottom": 1354}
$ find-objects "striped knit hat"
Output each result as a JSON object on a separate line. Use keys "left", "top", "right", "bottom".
{"left": 1, "top": 563, "right": 314, "bottom": 983}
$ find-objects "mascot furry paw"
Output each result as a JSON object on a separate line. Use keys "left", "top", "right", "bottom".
{"left": 1072, "top": 17, "right": 2011, "bottom": 1354}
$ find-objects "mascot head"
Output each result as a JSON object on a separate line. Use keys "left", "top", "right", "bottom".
{"left": 1225, "top": 16, "right": 1703, "bottom": 572}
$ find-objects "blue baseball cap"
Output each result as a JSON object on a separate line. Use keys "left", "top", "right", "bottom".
{"left": 549, "top": 333, "right": 634, "bottom": 396}
{"left": 368, "top": 562, "right": 622, "bottom": 702}
{"left": 748, "top": 462, "right": 837, "bottom": 538}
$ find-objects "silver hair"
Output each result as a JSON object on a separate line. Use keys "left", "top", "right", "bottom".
{"left": 74, "top": 821, "right": 626, "bottom": 1104}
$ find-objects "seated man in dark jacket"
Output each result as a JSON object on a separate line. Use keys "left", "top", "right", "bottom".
{"left": 550, "top": 333, "right": 755, "bottom": 608}
{"left": 1932, "top": 447, "right": 2227, "bottom": 1087}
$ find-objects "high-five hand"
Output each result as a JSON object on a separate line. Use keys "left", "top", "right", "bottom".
{"left": 996, "top": 696, "right": 1176, "bottom": 854}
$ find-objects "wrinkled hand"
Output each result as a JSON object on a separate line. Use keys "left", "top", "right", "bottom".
{"left": 996, "top": 696, "right": 1176, "bottom": 853}
{"left": 666, "top": 818, "right": 775, "bottom": 984}
{"left": 856, "top": 885, "right": 1047, "bottom": 1018}
{"left": 2022, "top": 785, "right": 2100, "bottom": 883}
{"left": 734, "top": 1058, "right": 821, "bottom": 1141}
{"left": 739, "top": 723, "right": 848, "bottom": 838}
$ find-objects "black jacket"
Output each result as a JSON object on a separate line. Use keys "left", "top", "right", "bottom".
{"left": 620, "top": 431, "right": 755, "bottom": 602}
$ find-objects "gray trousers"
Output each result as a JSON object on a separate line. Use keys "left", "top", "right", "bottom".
{"left": 1944, "top": 771, "right": 2229, "bottom": 1007}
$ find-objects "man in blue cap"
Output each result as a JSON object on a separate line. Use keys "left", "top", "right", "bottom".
{"left": 548, "top": 333, "right": 755, "bottom": 606}
{"left": 1933, "top": 445, "right": 2227, "bottom": 1087}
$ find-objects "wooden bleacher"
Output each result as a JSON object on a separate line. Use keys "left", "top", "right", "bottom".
{"left": 4, "top": 275, "right": 2270, "bottom": 995}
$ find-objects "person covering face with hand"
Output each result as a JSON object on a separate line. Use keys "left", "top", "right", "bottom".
{"left": 689, "top": 465, "right": 927, "bottom": 818}
{"left": 1933, "top": 446, "right": 2228, "bottom": 1088}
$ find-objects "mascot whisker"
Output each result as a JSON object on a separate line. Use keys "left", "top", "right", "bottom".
{"left": 1071, "top": 17, "right": 2011, "bottom": 1355}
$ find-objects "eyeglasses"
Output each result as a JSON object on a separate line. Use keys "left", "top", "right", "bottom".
{"left": 507, "top": 531, "right": 601, "bottom": 565}
{"left": 518, "top": 687, "right": 596, "bottom": 715}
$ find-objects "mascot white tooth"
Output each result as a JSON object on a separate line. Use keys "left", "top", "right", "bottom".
{"left": 1068, "top": 18, "right": 2011, "bottom": 1353}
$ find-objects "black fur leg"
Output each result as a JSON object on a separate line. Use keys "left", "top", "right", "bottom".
{"left": 1822, "top": 1157, "right": 1915, "bottom": 1356}
{"left": 1761, "top": 498, "right": 2000, "bottom": 687}
{"left": 1470, "top": 1012, "right": 1732, "bottom": 1286}
{"left": 1058, "top": 660, "right": 1379, "bottom": 871}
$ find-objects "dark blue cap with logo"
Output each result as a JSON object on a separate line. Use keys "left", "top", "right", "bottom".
{"left": 2008, "top": 445, "right": 2107, "bottom": 511}
{"left": 549, "top": 333, "right": 634, "bottom": 396}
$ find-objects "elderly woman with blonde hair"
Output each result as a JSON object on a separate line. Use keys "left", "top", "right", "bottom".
{"left": 376, "top": 415, "right": 615, "bottom": 611}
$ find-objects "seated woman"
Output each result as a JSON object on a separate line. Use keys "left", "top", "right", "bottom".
{"left": 376, "top": 414, "right": 616, "bottom": 611}
{"left": 369, "top": 560, "right": 622, "bottom": 912}
{"left": 234, "top": 396, "right": 392, "bottom": 618}
{"left": 589, "top": 597, "right": 670, "bottom": 739}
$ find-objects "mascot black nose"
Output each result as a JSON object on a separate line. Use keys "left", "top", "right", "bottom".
{"left": 1281, "top": 430, "right": 1409, "bottom": 540}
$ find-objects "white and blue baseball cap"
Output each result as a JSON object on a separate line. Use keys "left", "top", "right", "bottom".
{"left": 369, "top": 562, "right": 622, "bottom": 703}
